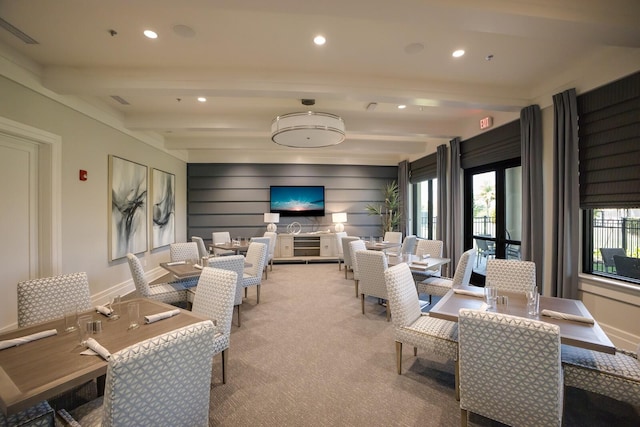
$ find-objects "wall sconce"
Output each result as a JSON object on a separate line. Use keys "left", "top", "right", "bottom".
{"left": 332, "top": 212, "right": 347, "bottom": 232}
{"left": 264, "top": 212, "right": 280, "bottom": 232}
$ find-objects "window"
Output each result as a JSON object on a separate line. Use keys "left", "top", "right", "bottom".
{"left": 413, "top": 178, "right": 437, "bottom": 239}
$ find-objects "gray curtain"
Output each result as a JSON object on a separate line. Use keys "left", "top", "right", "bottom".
{"left": 436, "top": 144, "right": 449, "bottom": 275}
{"left": 398, "top": 160, "right": 409, "bottom": 236}
{"left": 448, "top": 138, "right": 463, "bottom": 273}
{"left": 552, "top": 89, "right": 579, "bottom": 299}
{"left": 520, "top": 105, "right": 543, "bottom": 290}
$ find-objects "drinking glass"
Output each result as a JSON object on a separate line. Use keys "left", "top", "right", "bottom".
{"left": 64, "top": 305, "right": 78, "bottom": 333}
{"left": 77, "top": 315, "right": 93, "bottom": 344}
{"left": 527, "top": 287, "right": 540, "bottom": 316}
{"left": 127, "top": 302, "right": 140, "bottom": 330}
{"left": 110, "top": 295, "right": 121, "bottom": 320}
{"left": 484, "top": 286, "right": 498, "bottom": 310}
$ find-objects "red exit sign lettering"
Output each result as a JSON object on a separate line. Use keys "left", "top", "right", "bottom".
{"left": 480, "top": 116, "right": 493, "bottom": 130}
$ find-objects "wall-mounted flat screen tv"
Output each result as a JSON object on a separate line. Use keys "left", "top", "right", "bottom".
{"left": 270, "top": 185, "right": 325, "bottom": 217}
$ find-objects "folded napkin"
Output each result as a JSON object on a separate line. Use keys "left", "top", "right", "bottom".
{"left": 95, "top": 305, "right": 113, "bottom": 317}
{"left": 453, "top": 288, "right": 485, "bottom": 298}
{"left": 83, "top": 337, "right": 111, "bottom": 360}
{"left": 541, "top": 309, "right": 594, "bottom": 324}
{"left": 410, "top": 264, "right": 428, "bottom": 270}
{"left": 166, "top": 260, "right": 186, "bottom": 266}
{"left": 0, "top": 329, "right": 57, "bottom": 350}
{"left": 421, "top": 254, "right": 431, "bottom": 259}
{"left": 412, "top": 259, "right": 431, "bottom": 266}
{"left": 145, "top": 309, "right": 181, "bottom": 324}
{"left": 194, "top": 264, "right": 203, "bottom": 270}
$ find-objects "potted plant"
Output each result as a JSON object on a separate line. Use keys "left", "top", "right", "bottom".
{"left": 365, "top": 180, "right": 401, "bottom": 234}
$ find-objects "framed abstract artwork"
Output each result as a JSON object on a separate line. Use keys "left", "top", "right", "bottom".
{"left": 108, "top": 155, "right": 148, "bottom": 261}
{"left": 151, "top": 168, "right": 176, "bottom": 249}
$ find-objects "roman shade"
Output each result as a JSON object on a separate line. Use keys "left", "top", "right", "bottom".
{"left": 460, "top": 120, "right": 520, "bottom": 169}
{"left": 409, "top": 153, "right": 437, "bottom": 183}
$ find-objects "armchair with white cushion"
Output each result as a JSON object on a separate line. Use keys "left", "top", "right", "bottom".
{"left": 205, "top": 255, "right": 245, "bottom": 327}
{"left": 485, "top": 258, "right": 536, "bottom": 293}
{"left": 356, "top": 250, "right": 390, "bottom": 320}
{"left": 418, "top": 248, "right": 476, "bottom": 303}
{"left": 191, "top": 236, "right": 209, "bottom": 259}
{"left": 212, "top": 231, "right": 234, "bottom": 256}
{"left": 242, "top": 242, "right": 268, "bottom": 304}
{"left": 341, "top": 236, "right": 360, "bottom": 279}
{"left": 263, "top": 231, "right": 277, "bottom": 274}
{"left": 334, "top": 231, "right": 347, "bottom": 270}
{"left": 349, "top": 239, "right": 367, "bottom": 297}
{"left": 127, "top": 253, "right": 189, "bottom": 306}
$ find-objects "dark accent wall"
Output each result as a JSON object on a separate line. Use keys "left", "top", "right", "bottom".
{"left": 187, "top": 164, "right": 398, "bottom": 242}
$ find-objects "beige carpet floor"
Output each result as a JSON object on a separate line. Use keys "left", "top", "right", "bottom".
{"left": 207, "top": 262, "right": 639, "bottom": 427}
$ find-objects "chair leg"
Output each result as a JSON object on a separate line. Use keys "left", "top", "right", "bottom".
{"left": 235, "top": 304, "right": 241, "bottom": 327}
{"left": 264, "top": 266, "right": 268, "bottom": 280}
{"left": 354, "top": 279, "right": 359, "bottom": 297}
{"left": 345, "top": 266, "right": 348, "bottom": 279}
{"left": 257, "top": 284, "right": 261, "bottom": 304}
{"left": 396, "top": 341, "right": 402, "bottom": 374}
{"left": 413, "top": 347, "right": 417, "bottom": 356}
{"left": 244, "top": 287, "right": 247, "bottom": 298}
{"left": 221, "top": 349, "right": 228, "bottom": 384}
{"left": 460, "top": 408, "right": 468, "bottom": 427}
{"left": 270, "top": 259, "right": 273, "bottom": 272}
{"left": 361, "top": 294, "right": 365, "bottom": 314}
{"left": 338, "top": 259, "right": 342, "bottom": 271}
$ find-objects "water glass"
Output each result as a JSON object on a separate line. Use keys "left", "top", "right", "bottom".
{"left": 77, "top": 315, "right": 93, "bottom": 344}
{"left": 64, "top": 306, "right": 78, "bottom": 333}
{"left": 527, "top": 287, "right": 540, "bottom": 316}
{"left": 110, "top": 295, "right": 121, "bottom": 320}
{"left": 127, "top": 302, "right": 140, "bottom": 330}
{"left": 484, "top": 286, "right": 498, "bottom": 310}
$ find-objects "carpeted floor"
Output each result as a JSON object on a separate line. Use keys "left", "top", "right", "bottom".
{"left": 207, "top": 262, "right": 639, "bottom": 427}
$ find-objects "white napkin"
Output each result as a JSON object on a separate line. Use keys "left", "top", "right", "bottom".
{"left": 453, "top": 288, "right": 485, "bottom": 298}
{"left": 541, "top": 309, "right": 594, "bottom": 324}
{"left": 145, "top": 309, "right": 181, "bottom": 324}
{"left": 166, "top": 261, "right": 186, "bottom": 266}
{"left": 194, "top": 264, "right": 203, "bottom": 270}
{"left": 410, "top": 264, "right": 428, "bottom": 270}
{"left": 421, "top": 254, "right": 431, "bottom": 259}
{"left": 95, "top": 305, "right": 113, "bottom": 317}
{"left": 83, "top": 337, "right": 111, "bottom": 360}
{"left": 412, "top": 259, "right": 431, "bottom": 266}
{"left": 0, "top": 329, "right": 57, "bottom": 350}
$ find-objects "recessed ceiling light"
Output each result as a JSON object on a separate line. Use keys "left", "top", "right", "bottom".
{"left": 143, "top": 30, "right": 158, "bottom": 39}
{"left": 314, "top": 35, "right": 326, "bottom": 46}
{"left": 404, "top": 42, "right": 424, "bottom": 55}
{"left": 197, "top": 97, "right": 207, "bottom": 103}
{"left": 397, "top": 105, "right": 407, "bottom": 109}
{"left": 452, "top": 49, "right": 465, "bottom": 58}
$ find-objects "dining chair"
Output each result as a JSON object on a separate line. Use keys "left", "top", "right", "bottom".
{"left": 242, "top": 242, "right": 268, "bottom": 304}
{"left": 127, "top": 253, "right": 190, "bottom": 306}
{"left": 349, "top": 239, "right": 367, "bottom": 298}
{"left": 458, "top": 308, "right": 563, "bottom": 427}
{"left": 205, "top": 255, "right": 245, "bottom": 327}
{"left": 418, "top": 248, "right": 477, "bottom": 304}
{"left": 334, "top": 231, "right": 347, "bottom": 270}
{"left": 169, "top": 242, "right": 199, "bottom": 262}
{"left": 263, "top": 231, "right": 278, "bottom": 274}
{"left": 485, "top": 258, "right": 536, "bottom": 293}
{"left": 251, "top": 237, "right": 272, "bottom": 279}
{"left": 383, "top": 263, "right": 459, "bottom": 396}
{"left": 67, "top": 321, "right": 216, "bottom": 427}
{"left": 474, "top": 238, "right": 495, "bottom": 267}
{"left": 341, "top": 236, "right": 360, "bottom": 279}
{"left": 599, "top": 248, "right": 626, "bottom": 273}
{"left": 17, "top": 272, "right": 92, "bottom": 328}
{"left": 561, "top": 344, "right": 640, "bottom": 408}
{"left": 412, "top": 239, "right": 444, "bottom": 284}
{"left": 383, "top": 231, "right": 403, "bottom": 246}
{"left": 212, "top": 231, "right": 234, "bottom": 256}
{"left": 191, "top": 267, "right": 238, "bottom": 384}
{"left": 356, "top": 250, "right": 390, "bottom": 320}
{"left": 388, "top": 235, "right": 417, "bottom": 257}
{"left": 191, "top": 236, "right": 209, "bottom": 259}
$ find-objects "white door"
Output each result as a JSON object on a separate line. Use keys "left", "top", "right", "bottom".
{"left": 0, "top": 134, "right": 38, "bottom": 328}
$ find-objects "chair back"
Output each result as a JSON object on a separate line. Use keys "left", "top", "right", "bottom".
{"left": 212, "top": 232, "right": 234, "bottom": 256}
{"left": 17, "top": 272, "right": 92, "bottom": 328}
{"left": 384, "top": 263, "right": 423, "bottom": 329}
{"left": 192, "top": 267, "right": 238, "bottom": 339}
{"left": 170, "top": 242, "right": 199, "bottom": 262}
{"left": 191, "top": 236, "right": 209, "bottom": 258}
{"left": 206, "top": 255, "right": 245, "bottom": 306}
{"left": 349, "top": 239, "right": 367, "bottom": 280}
{"left": 356, "top": 250, "right": 389, "bottom": 300}
{"left": 244, "top": 242, "right": 268, "bottom": 278}
{"left": 400, "top": 235, "right": 416, "bottom": 255}
{"left": 452, "top": 248, "right": 477, "bottom": 287}
{"left": 126, "top": 253, "right": 152, "bottom": 297}
{"left": 458, "top": 309, "right": 563, "bottom": 427}
{"left": 415, "top": 239, "right": 444, "bottom": 276}
{"left": 384, "top": 231, "right": 403, "bottom": 245}
{"left": 263, "top": 232, "right": 277, "bottom": 260}
{"left": 341, "top": 236, "right": 360, "bottom": 267}
{"left": 102, "top": 321, "right": 216, "bottom": 427}
{"left": 334, "top": 232, "right": 347, "bottom": 257}
{"left": 486, "top": 259, "right": 536, "bottom": 293}
{"left": 613, "top": 255, "right": 640, "bottom": 279}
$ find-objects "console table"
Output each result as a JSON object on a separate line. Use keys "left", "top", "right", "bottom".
{"left": 274, "top": 232, "right": 338, "bottom": 262}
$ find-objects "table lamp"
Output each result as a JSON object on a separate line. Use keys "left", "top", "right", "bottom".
{"left": 332, "top": 212, "right": 347, "bottom": 232}
{"left": 264, "top": 212, "right": 280, "bottom": 232}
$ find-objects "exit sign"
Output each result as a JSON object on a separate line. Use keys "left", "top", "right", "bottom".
{"left": 480, "top": 116, "right": 493, "bottom": 130}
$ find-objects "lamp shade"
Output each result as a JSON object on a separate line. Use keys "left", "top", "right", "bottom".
{"left": 264, "top": 213, "right": 280, "bottom": 223}
{"left": 332, "top": 212, "right": 347, "bottom": 232}
{"left": 271, "top": 112, "right": 345, "bottom": 148}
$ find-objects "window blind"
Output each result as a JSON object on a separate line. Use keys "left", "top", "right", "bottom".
{"left": 460, "top": 120, "right": 520, "bottom": 169}
{"left": 409, "top": 153, "right": 437, "bottom": 183}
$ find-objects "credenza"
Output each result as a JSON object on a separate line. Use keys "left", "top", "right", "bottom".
{"left": 274, "top": 232, "right": 338, "bottom": 262}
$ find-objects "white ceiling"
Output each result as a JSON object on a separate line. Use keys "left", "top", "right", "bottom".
{"left": 1, "top": 0, "right": 639, "bottom": 164}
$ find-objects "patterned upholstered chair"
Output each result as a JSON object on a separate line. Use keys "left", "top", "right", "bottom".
{"left": 251, "top": 237, "right": 272, "bottom": 279}
{"left": 341, "top": 236, "right": 360, "bottom": 279}
{"left": 0, "top": 400, "right": 54, "bottom": 427}
{"left": 212, "top": 231, "right": 234, "bottom": 256}
{"left": 384, "top": 263, "right": 459, "bottom": 395}
{"left": 412, "top": 239, "right": 444, "bottom": 282}
{"left": 384, "top": 231, "right": 403, "bottom": 246}
{"left": 242, "top": 242, "right": 268, "bottom": 304}
{"left": 17, "top": 272, "right": 92, "bottom": 328}
{"left": 485, "top": 258, "right": 536, "bottom": 293}
{"left": 170, "top": 242, "right": 199, "bottom": 262}
{"left": 206, "top": 255, "right": 245, "bottom": 327}
{"left": 67, "top": 321, "right": 216, "bottom": 427}
{"left": 263, "top": 231, "right": 278, "bottom": 274}
{"left": 388, "top": 234, "right": 416, "bottom": 257}
{"left": 334, "top": 231, "right": 347, "bottom": 270}
{"left": 349, "top": 239, "right": 367, "bottom": 297}
{"left": 191, "top": 267, "right": 237, "bottom": 384}
{"left": 418, "top": 249, "right": 476, "bottom": 303}
{"left": 458, "top": 309, "right": 563, "bottom": 427}
{"left": 127, "top": 254, "right": 189, "bottom": 306}
{"left": 191, "top": 236, "right": 209, "bottom": 259}
{"left": 356, "top": 250, "right": 390, "bottom": 320}
{"left": 561, "top": 344, "right": 640, "bottom": 408}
